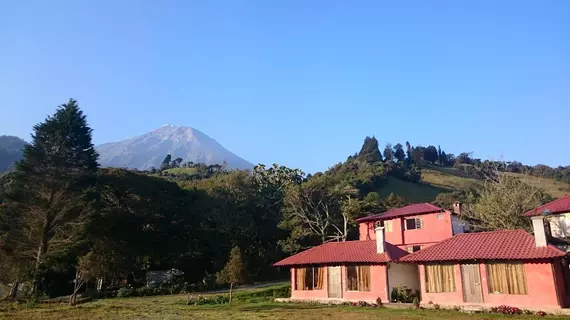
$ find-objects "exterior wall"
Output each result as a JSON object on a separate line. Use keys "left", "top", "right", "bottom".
{"left": 288, "top": 265, "right": 389, "bottom": 303}
{"left": 359, "top": 211, "right": 455, "bottom": 247}
{"left": 451, "top": 215, "right": 467, "bottom": 235}
{"left": 341, "top": 264, "right": 388, "bottom": 303}
{"left": 418, "top": 261, "right": 564, "bottom": 309}
{"left": 387, "top": 262, "right": 420, "bottom": 300}
{"left": 290, "top": 267, "right": 329, "bottom": 300}
{"left": 547, "top": 212, "right": 570, "bottom": 238}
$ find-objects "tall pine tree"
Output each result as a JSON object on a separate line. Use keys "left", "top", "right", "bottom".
{"left": 4, "top": 99, "right": 99, "bottom": 294}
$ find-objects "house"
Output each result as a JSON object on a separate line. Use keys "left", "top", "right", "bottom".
{"left": 273, "top": 227, "right": 412, "bottom": 303}
{"left": 356, "top": 202, "right": 466, "bottom": 252}
{"left": 524, "top": 195, "right": 570, "bottom": 241}
{"left": 273, "top": 203, "right": 461, "bottom": 303}
{"left": 399, "top": 221, "right": 570, "bottom": 310}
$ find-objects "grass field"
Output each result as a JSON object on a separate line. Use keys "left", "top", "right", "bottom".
{"left": 381, "top": 165, "right": 570, "bottom": 203}
{"left": 0, "top": 285, "right": 565, "bottom": 320}
{"left": 162, "top": 167, "right": 198, "bottom": 175}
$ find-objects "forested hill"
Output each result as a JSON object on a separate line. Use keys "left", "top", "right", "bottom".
{"left": 0, "top": 136, "right": 26, "bottom": 172}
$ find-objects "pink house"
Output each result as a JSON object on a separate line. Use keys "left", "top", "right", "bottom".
{"left": 273, "top": 203, "right": 462, "bottom": 303}
{"left": 274, "top": 201, "right": 570, "bottom": 310}
{"left": 399, "top": 228, "right": 570, "bottom": 310}
{"left": 356, "top": 202, "right": 465, "bottom": 253}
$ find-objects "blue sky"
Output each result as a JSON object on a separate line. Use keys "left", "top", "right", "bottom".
{"left": 1, "top": 0, "right": 568, "bottom": 173}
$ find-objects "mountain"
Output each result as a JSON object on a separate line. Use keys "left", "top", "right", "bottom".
{"left": 0, "top": 135, "right": 26, "bottom": 172}
{"left": 97, "top": 125, "right": 254, "bottom": 170}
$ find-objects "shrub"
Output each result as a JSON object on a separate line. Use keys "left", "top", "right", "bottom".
{"left": 117, "top": 286, "right": 135, "bottom": 298}
{"left": 433, "top": 304, "right": 440, "bottom": 310}
{"left": 452, "top": 306, "right": 461, "bottom": 311}
{"left": 376, "top": 297, "right": 384, "bottom": 308}
{"left": 412, "top": 297, "right": 419, "bottom": 309}
{"left": 357, "top": 301, "right": 368, "bottom": 307}
{"left": 536, "top": 311, "right": 546, "bottom": 317}
{"left": 491, "top": 305, "right": 522, "bottom": 315}
{"left": 390, "top": 287, "right": 398, "bottom": 302}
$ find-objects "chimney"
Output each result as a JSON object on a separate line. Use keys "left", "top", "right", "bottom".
{"left": 531, "top": 215, "right": 549, "bottom": 247}
{"left": 375, "top": 226, "right": 386, "bottom": 253}
{"left": 453, "top": 201, "right": 462, "bottom": 215}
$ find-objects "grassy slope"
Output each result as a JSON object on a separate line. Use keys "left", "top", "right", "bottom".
{"left": 0, "top": 285, "right": 560, "bottom": 320}
{"left": 163, "top": 167, "right": 198, "bottom": 175}
{"left": 379, "top": 165, "right": 570, "bottom": 203}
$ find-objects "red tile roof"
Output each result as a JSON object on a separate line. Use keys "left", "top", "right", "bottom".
{"left": 399, "top": 229, "right": 566, "bottom": 263}
{"left": 356, "top": 203, "right": 445, "bottom": 222}
{"left": 273, "top": 241, "right": 409, "bottom": 267}
{"left": 524, "top": 195, "right": 570, "bottom": 217}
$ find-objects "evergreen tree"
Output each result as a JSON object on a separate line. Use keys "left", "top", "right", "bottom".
{"left": 384, "top": 193, "right": 405, "bottom": 210}
{"left": 357, "top": 136, "right": 382, "bottom": 163}
{"left": 4, "top": 99, "right": 99, "bottom": 294}
{"left": 393, "top": 143, "right": 406, "bottom": 162}
{"left": 216, "top": 246, "right": 248, "bottom": 304}
{"left": 424, "top": 145, "right": 438, "bottom": 164}
{"left": 161, "top": 154, "right": 172, "bottom": 170}
{"left": 383, "top": 143, "right": 393, "bottom": 162}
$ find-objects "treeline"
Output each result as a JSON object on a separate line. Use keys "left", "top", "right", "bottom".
{"left": 0, "top": 100, "right": 415, "bottom": 301}
{"left": 380, "top": 141, "right": 570, "bottom": 184}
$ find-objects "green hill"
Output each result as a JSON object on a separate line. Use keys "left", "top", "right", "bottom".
{"left": 378, "top": 165, "right": 570, "bottom": 204}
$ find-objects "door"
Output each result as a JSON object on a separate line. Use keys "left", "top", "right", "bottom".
{"left": 461, "top": 264, "right": 483, "bottom": 303}
{"left": 327, "top": 266, "right": 342, "bottom": 299}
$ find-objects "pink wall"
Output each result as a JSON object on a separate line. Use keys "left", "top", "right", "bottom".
{"left": 341, "top": 265, "right": 388, "bottom": 303}
{"left": 288, "top": 265, "right": 389, "bottom": 302}
{"left": 418, "top": 261, "right": 564, "bottom": 309}
{"left": 359, "top": 211, "right": 454, "bottom": 248}
{"left": 290, "top": 267, "right": 329, "bottom": 300}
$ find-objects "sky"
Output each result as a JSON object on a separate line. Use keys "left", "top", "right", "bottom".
{"left": 0, "top": 0, "right": 568, "bottom": 173}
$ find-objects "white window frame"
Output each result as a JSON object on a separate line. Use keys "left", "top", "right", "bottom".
{"left": 405, "top": 217, "right": 423, "bottom": 230}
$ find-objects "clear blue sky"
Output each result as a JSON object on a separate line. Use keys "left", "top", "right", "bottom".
{"left": 1, "top": 0, "right": 568, "bottom": 173}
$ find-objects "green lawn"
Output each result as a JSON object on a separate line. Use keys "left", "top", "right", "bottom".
{"left": 0, "top": 285, "right": 565, "bottom": 320}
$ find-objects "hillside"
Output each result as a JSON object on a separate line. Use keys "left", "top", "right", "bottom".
{"left": 0, "top": 135, "right": 26, "bottom": 172}
{"left": 97, "top": 125, "right": 253, "bottom": 170}
{"left": 377, "top": 165, "right": 570, "bottom": 205}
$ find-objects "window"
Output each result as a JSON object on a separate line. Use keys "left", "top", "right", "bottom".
{"left": 486, "top": 262, "right": 527, "bottom": 294}
{"left": 374, "top": 220, "right": 393, "bottom": 232}
{"left": 405, "top": 218, "right": 423, "bottom": 230}
{"left": 346, "top": 266, "right": 371, "bottom": 291}
{"left": 295, "top": 267, "right": 324, "bottom": 290}
{"left": 385, "top": 220, "right": 393, "bottom": 232}
{"left": 406, "top": 245, "right": 423, "bottom": 253}
{"left": 425, "top": 264, "right": 456, "bottom": 293}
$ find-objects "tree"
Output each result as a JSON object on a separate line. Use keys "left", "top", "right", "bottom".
{"left": 384, "top": 193, "right": 405, "bottom": 210}
{"left": 4, "top": 99, "right": 99, "bottom": 295}
{"left": 280, "top": 175, "right": 357, "bottom": 252}
{"left": 161, "top": 154, "right": 172, "bottom": 170}
{"left": 383, "top": 144, "right": 393, "bottom": 162}
{"left": 358, "top": 137, "right": 382, "bottom": 163}
{"left": 393, "top": 143, "right": 405, "bottom": 163}
{"left": 424, "top": 145, "right": 438, "bottom": 164}
{"left": 172, "top": 157, "right": 183, "bottom": 168}
{"left": 462, "top": 170, "right": 552, "bottom": 232}
{"left": 216, "top": 247, "right": 248, "bottom": 304}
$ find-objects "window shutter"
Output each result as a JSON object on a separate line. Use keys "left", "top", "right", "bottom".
{"left": 417, "top": 218, "right": 424, "bottom": 229}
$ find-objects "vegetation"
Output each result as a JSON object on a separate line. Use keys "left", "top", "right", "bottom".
{"left": 0, "top": 98, "right": 568, "bottom": 305}
{"left": 0, "top": 284, "right": 562, "bottom": 320}
{"left": 215, "top": 247, "right": 249, "bottom": 304}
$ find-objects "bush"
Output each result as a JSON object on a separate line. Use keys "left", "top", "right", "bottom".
{"left": 117, "top": 286, "right": 135, "bottom": 298}
{"left": 186, "top": 294, "right": 229, "bottom": 305}
{"left": 376, "top": 297, "right": 384, "bottom": 308}
{"left": 412, "top": 297, "right": 419, "bottom": 309}
{"left": 536, "top": 311, "right": 546, "bottom": 317}
{"left": 390, "top": 287, "right": 398, "bottom": 302}
{"left": 490, "top": 305, "right": 521, "bottom": 315}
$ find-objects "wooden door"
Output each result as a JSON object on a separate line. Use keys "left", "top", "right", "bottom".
{"left": 461, "top": 264, "right": 483, "bottom": 303}
{"left": 327, "top": 266, "right": 342, "bottom": 299}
